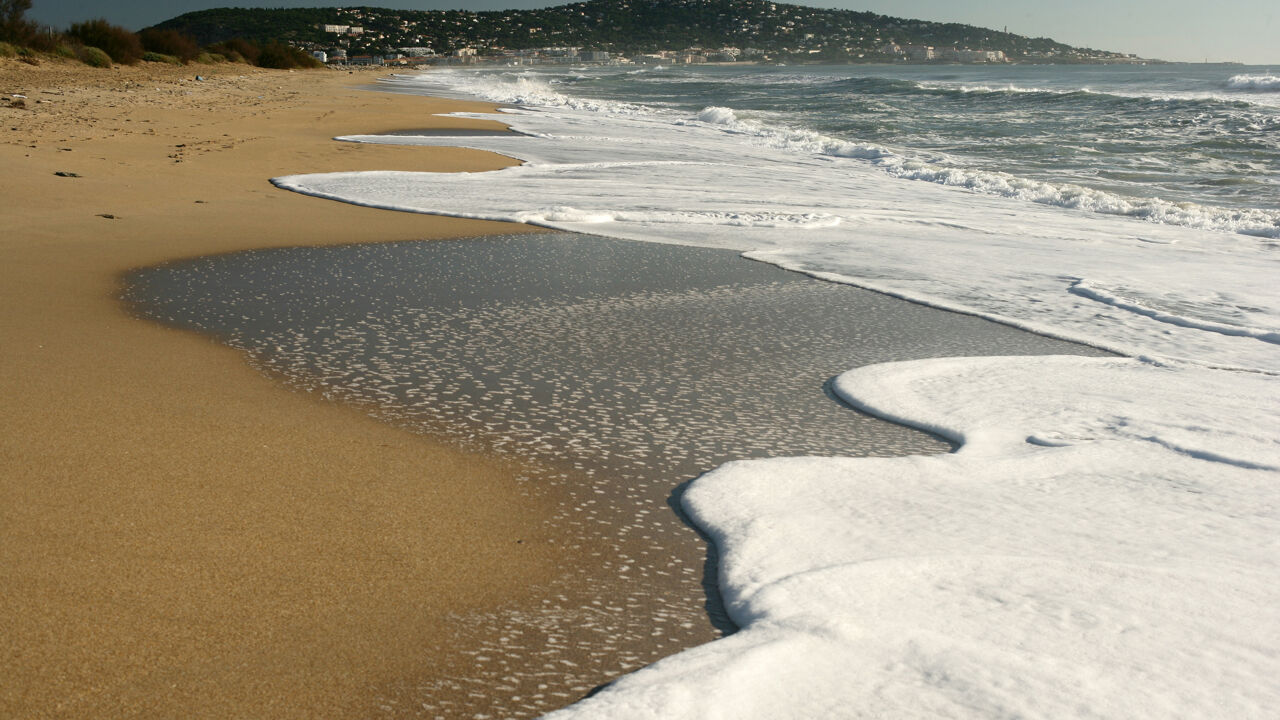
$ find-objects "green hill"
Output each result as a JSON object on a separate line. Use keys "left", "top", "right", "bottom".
{"left": 150, "top": 0, "right": 1129, "bottom": 63}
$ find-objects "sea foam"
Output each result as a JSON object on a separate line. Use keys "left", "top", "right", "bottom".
{"left": 547, "top": 356, "right": 1280, "bottom": 719}
{"left": 408, "top": 70, "right": 1280, "bottom": 238}
{"left": 1228, "top": 73, "right": 1280, "bottom": 91}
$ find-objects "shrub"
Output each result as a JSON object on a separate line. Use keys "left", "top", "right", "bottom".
{"left": 78, "top": 45, "right": 111, "bottom": 68}
{"left": 24, "top": 26, "right": 62, "bottom": 53}
{"left": 0, "top": 40, "right": 14, "bottom": 57}
{"left": 256, "top": 41, "right": 321, "bottom": 69}
{"left": 138, "top": 27, "right": 198, "bottom": 63}
{"left": 1, "top": 0, "right": 32, "bottom": 44}
{"left": 194, "top": 52, "right": 225, "bottom": 64}
{"left": 66, "top": 18, "right": 142, "bottom": 64}
{"left": 55, "top": 43, "right": 75, "bottom": 59}
{"left": 207, "top": 38, "right": 259, "bottom": 65}
{"left": 142, "top": 51, "right": 180, "bottom": 64}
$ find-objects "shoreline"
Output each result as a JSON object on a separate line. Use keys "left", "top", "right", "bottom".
{"left": 9, "top": 58, "right": 1254, "bottom": 720}
{"left": 0, "top": 60, "right": 580, "bottom": 718}
{"left": 121, "top": 228, "right": 1121, "bottom": 717}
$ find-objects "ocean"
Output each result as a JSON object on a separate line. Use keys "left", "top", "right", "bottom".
{"left": 561, "top": 64, "right": 1274, "bottom": 218}
{"left": 376, "top": 63, "right": 1280, "bottom": 237}
{"left": 151, "top": 63, "right": 1279, "bottom": 717}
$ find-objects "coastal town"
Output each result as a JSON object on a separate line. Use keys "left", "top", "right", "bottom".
{"left": 312, "top": 30, "right": 1138, "bottom": 68}
{"left": 310, "top": 33, "right": 1030, "bottom": 67}
{"left": 153, "top": 1, "right": 1146, "bottom": 68}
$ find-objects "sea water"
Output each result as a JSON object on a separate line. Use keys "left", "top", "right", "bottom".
{"left": 369, "top": 63, "right": 1280, "bottom": 235}
{"left": 268, "top": 64, "right": 1275, "bottom": 717}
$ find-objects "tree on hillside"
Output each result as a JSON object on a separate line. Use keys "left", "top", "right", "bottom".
{"left": 139, "top": 27, "right": 201, "bottom": 62}
{"left": 1, "top": 0, "right": 33, "bottom": 43}
{"left": 66, "top": 18, "right": 144, "bottom": 64}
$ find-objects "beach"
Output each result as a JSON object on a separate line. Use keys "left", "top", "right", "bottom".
{"left": 0, "top": 60, "right": 573, "bottom": 718}
{"left": 5, "top": 57, "right": 1277, "bottom": 719}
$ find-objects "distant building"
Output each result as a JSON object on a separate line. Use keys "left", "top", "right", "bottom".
{"left": 941, "top": 48, "right": 1008, "bottom": 63}
{"left": 391, "top": 56, "right": 436, "bottom": 67}
{"left": 903, "top": 44, "right": 935, "bottom": 61}
{"left": 319, "top": 24, "right": 349, "bottom": 33}
{"left": 541, "top": 47, "right": 578, "bottom": 59}
{"left": 581, "top": 50, "right": 610, "bottom": 62}
{"left": 311, "top": 50, "right": 327, "bottom": 63}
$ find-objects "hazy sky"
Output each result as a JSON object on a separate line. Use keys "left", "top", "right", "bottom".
{"left": 27, "top": 0, "right": 1278, "bottom": 65}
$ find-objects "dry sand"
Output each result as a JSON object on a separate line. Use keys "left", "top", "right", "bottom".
{"left": 0, "top": 59, "right": 587, "bottom": 718}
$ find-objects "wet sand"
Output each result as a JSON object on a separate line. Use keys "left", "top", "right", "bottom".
{"left": 122, "top": 233, "right": 1113, "bottom": 718}
{"left": 0, "top": 59, "right": 572, "bottom": 718}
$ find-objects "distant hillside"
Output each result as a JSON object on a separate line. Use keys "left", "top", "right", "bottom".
{"left": 150, "top": 0, "right": 1130, "bottom": 63}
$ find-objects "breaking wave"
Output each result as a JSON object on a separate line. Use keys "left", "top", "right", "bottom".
{"left": 689, "top": 106, "right": 1280, "bottom": 239}
{"left": 386, "top": 69, "right": 1280, "bottom": 240}
{"left": 1228, "top": 74, "right": 1280, "bottom": 91}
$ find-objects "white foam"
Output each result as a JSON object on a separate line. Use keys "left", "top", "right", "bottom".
{"left": 407, "top": 70, "right": 1279, "bottom": 237}
{"left": 1228, "top": 74, "right": 1280, "bottom": 91}
{"left": 273, "top": 69, "right": 1280, "bottom": 719}
{"left": 288, "top": 115, "right": 1280, "bottom": 370}
{"left": 873, "top": 158, "right": 1280, "bottom": 238}
{"left": 694, "top": 106, "right": 738, "bottom": 125}
{"left": 925, "top": 77, "right": 1280, "bottom": 108}
{"left": 547, "top": 357, "right": 1280, "bottom": 719}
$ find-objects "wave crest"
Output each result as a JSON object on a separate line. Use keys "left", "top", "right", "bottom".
{"left": 697, "top": 106, "right": 739, "bottom": 125}
{"left": 394, "top": 69, "right": 1280, "bottom": 240}
{"left": 688, "top": 104, "right": 1279, "bottom": 238}
{"left": 1227, "top": 74, "right": 1280, "bottom": 91}
{"left": 877, "top": 159, "right": 1280, "bottom": 238}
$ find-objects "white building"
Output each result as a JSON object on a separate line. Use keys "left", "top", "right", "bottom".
{"left": 943, "top": 48, "right": 1009, "bottom": 63}
{"left": 903, "top": 44, "right": 935, "bottom": 61}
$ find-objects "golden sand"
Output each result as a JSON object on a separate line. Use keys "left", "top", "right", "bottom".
{"left": 0, "top": 59, "right": 583, "bottom": 718}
